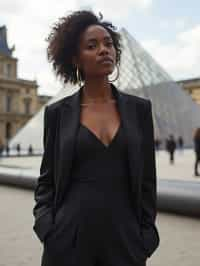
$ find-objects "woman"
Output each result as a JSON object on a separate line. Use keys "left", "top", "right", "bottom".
{"left": 193, "top": 128, "right": 200, "bottom": 176}
{"left": 33, "top": 10, "right": 160, "bottom": 266}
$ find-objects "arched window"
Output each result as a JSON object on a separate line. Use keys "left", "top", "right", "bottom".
{"left": 24, "top": 98, "right": 31, "bottom": 114}
{"left": 6, "top": 122, "right": 11, "bottom": 140}
{"left": 4, "top": 63, "right": 12, "bottom": 78}
{"left": 6, "top": 95, "right": 12, "bottom": 112}
{"left": 6, "top": 64, "right": 12, "bottom": 77}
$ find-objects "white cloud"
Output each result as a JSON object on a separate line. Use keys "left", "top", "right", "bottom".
{"left": 142, "top": 24, "right": 200, "bottom": 80}
{"left": 0, "top": 0, "right": 24, "bottom": 14}
{"left": 179, "top": 25, "right": 200, "bottom": 43}
{"left": 78, "top": 0, "right": 152, "bottom": 19}
{"left": 174, "top": 18, "right": 188, "bottom": 30}
{"left": 160, "top": 18, "right": 188, "bottom": 31}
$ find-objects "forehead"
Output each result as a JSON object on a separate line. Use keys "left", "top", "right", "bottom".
{"left": 80, "top": 25, "right": 112, "bottom": 43}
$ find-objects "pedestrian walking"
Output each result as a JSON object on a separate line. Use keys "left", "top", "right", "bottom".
{"left": 177, "top": 136, "right": 184, "bottom": 153}
{"left": 16, "top": 143, "right": 21, "bottom": 156}
{"left": 28, "top": 144, "right": 33, "bottom": 155}
{"left": 193, "top": 128, "right": 200, "bottom": 176}
{"left": 166, "top": 135, "right": 176, "bottom": 164}
{"left": 0, "top": 139, "right": 4, "bottom": 157}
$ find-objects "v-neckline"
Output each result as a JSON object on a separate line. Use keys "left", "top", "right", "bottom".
{"left": 80, "top": 123, "right": 121, "bottom": 149}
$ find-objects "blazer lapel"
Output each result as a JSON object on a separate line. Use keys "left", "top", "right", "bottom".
{"left": 56, "top": 89, "right": 81, "bottom": 207}
{"left": 115, "top": 86, "right": 142, "bottom": 198}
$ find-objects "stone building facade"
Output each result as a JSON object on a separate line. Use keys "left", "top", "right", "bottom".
{"left": 0, "top": 25, "right": 51, "bottom": 147}
{"left": 177, "top": 78, "right": 200, "bottom": 105}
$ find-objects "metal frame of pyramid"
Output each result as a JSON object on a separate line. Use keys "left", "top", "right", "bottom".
{"left": 9, "top": 28, "right": 200, "bottom": 152}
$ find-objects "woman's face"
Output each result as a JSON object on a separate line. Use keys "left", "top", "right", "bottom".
{"left": 77, "top": 24, "right": 117, "bottom": 80}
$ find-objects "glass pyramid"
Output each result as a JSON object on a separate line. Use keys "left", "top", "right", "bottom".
{"left": 9, "top": 28, "right": 200, "bottom": 152}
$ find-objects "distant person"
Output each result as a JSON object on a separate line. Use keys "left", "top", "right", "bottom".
{"left": 193, "top": 128, "right": 200, "bottom": 176}
{"left": 16, "top": 143, "right": 21, "bottom": 156}
{"left": 155, "top": 137, "right": 161, "bottom": 151}
{"left": 166, "top": 135, "right": 176, "bottom": 164}
{"left": 0, "top": 139, "right": 4, "bottom": 157}
{"left": 28, "top": 144, "right": 33, "bottom": 155}
{"left": 5, "top": 144, "right": 10, "bottom": 156}
{"left": 177, "top": 136, "right": 184, "bottom": 153}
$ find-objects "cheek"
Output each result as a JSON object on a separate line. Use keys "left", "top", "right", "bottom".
{"left": 81, "top": 60, "right": 96, "bottom": 75}
{"left": 80, "top": 52, "right": 93, "bottom": 65}
{"left": 80, "top": 55, "right": 97, "bottom": 74}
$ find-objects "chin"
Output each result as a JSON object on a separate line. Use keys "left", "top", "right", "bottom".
{"left": 102, "top": 67, "right": 114, "bottom": 76}
{"left": 93, "top": 67, "right": 114, "bottom": 79}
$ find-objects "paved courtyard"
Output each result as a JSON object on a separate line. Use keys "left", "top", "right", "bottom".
{"left": 156, "top": 149, "right": 199, "bottom": 181}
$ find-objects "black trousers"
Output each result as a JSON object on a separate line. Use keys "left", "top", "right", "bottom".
{"left": 169, "top": 151, "right": 174, "bottom": 164}
{"left": 41, "top": 221, "right": 146, "bottom": 266}
{"left": 41, "top": 183, "right": 147, "bottom": 266}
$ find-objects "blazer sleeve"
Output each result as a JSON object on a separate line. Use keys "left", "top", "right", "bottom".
{"left": 141, "top": 100, "right": 160, "bottom": 257}
{"left": 32, "top": 105, "right": 55, "bottom": 243}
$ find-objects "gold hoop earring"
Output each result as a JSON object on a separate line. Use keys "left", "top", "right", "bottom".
{"left": 76, "top": 67, "right": 82, "bottom": 87}
{"left": 108, "top": 64, "right": 120, "bottom": 83}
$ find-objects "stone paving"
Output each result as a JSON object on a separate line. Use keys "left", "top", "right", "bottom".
{"left": 156, "top": 149, "right": 200, "bottom": 181}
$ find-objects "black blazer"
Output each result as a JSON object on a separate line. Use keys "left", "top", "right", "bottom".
{"left": 33, "top": 84, "right": 160, "bottom": 258}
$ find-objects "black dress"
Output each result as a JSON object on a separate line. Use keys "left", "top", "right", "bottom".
{"left": 43, "top": 120, "right": 147, "bottom": 266}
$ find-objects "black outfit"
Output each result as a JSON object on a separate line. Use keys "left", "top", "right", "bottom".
{"left": 178, "top": 137, "right": 183, "bottom": 150}
{"left": 33, "top": 84, "right": 160, "bottom": 266}
{"left": 166, "top": 138, "right": 176, "bottom": 164}
{"left": 42, "top": 122, "right": 147, "bottom": 266}
{"left": 194, "top": 136, "right": 200, "bottom": 176}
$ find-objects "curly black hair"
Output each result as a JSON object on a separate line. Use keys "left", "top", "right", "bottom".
{"left": 46, "top": 10, "right": 122, "bottom": 85}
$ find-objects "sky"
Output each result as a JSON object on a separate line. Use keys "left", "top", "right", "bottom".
{"left": 0, "top": 0, "right": 200, "bottom": 96}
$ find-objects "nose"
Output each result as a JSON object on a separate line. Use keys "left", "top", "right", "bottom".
{"left": 98, "top": 43, "right": 109, "bottom": 55}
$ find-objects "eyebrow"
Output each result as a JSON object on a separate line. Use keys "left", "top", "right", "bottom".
{"left": 86, "top": 36, "right": 113, "bottom": 43}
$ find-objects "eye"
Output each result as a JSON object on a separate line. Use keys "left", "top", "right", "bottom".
{"left": 87, "top": 43, "right": 96, "bottom": 49}
{"left": 105, "top": 41, "right": 114, "bottom": 47}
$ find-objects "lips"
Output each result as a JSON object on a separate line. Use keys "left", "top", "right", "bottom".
{"left": 98, "top": 57, "right": 114, "bottom": 64}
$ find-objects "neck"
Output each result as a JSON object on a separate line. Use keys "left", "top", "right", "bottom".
{"left": 81, "top": 77, "right": 113, "bottom": 102}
